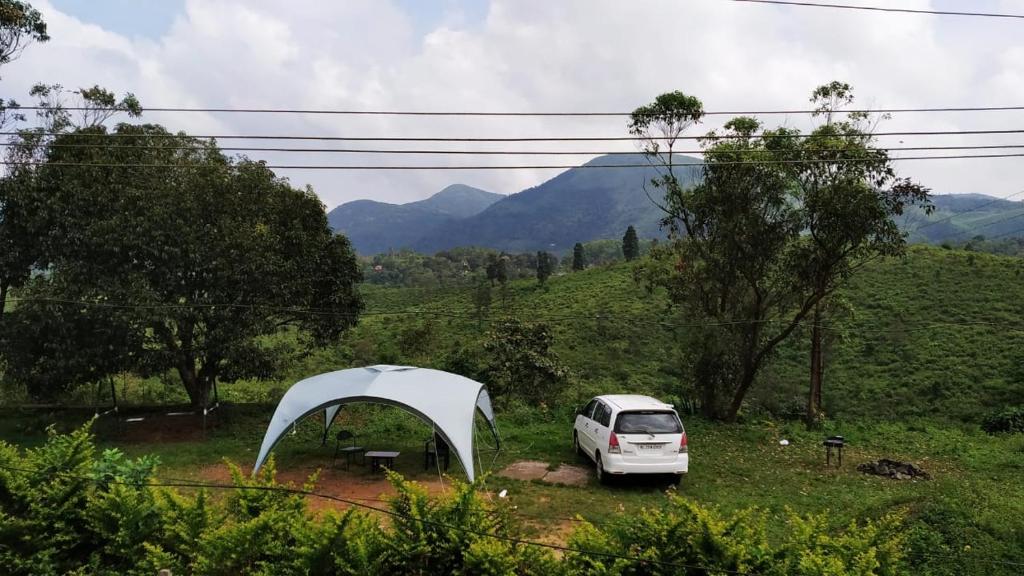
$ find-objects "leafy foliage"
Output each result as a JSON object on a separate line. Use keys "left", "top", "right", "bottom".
{"left": 565, "top": 495, "right": 907, "bottom": 576}
{"left": 572, "top": 242, "right": 586, "bottom": 271}
{"left": 0, "top": 0, "right": 48, "bottom": 68}
{"left": 536, "top": 251, "right": 556, "bottom": 285}
{"left": 981, "top": 407, "right": 1024, "bottom": 434}
{"left": 483, "top": 318, "right": 570, "bottom": 405}
{"left": 0, "top": 425, "right": 923, "bottom": 575}
{"left": 4, "top": 124, "right": 364, "bottom": 406}
{"left": 631, "top": 84, "right": 931, "bottom": 421}
{"left": 621, "top": 226, "right": 640, "bottom": 261}
{"left": 350, "top": 244, "right": 1024, "bottom": 423}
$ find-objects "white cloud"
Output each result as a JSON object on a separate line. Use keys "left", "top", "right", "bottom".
{"left": 4, "top": 0, "right": 1023, "bottom": 208}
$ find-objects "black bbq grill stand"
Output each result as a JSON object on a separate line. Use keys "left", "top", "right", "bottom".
{"left": 823, "top": 436, "right": 845, "bottom": 467}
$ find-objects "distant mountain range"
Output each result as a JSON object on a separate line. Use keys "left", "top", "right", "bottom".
{"left": 328, "top": 154, "right": 698, "bottom": 254}
{"left": 327, "top": 184, "right": 505, "bottom": 255}
{"left": 328, "top": 155, "right": 1024, "bottom": 254}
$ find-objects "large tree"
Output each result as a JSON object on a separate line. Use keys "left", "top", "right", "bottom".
{"left": 770, "top": 82, "right": 932, "bottom": 424}
{"left": 0, "top": 1, "right": 48, "bottom": 128}
{"left": 536, "top": 251, "right": 554, "bottom": 285}
{"left": 632, "top": 84, "right": 930, "bottom": 422}
{"left": 0, "top": 0, "right": 47, "bottom": 67}
{"left": 622, "top": 225, "right": 640, "bottom": 261}
{"left": 0, "top": 85, "right": 139, "bottom": 329}
{"left": 0, "top": 0, "right": 51, "bottom": 321}
{"left": 572, "top": 242, "right": 585, "bottom": 271}
{"left": 483, "top": 318, "right": 568, "bottom": 405}
{"left": 14, "top": 123, "right": 363, "bottom": 406}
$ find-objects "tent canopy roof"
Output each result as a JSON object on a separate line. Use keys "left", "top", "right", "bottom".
{"left": 253, "top": 366, "right": 498, "bottom": 481}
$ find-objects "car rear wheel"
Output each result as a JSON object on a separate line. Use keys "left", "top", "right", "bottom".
{"left": 595, "top": 453, "right": 611, "bottom": 485}
{"left": 668, "top": 474, "right": 682, "bottom": 487}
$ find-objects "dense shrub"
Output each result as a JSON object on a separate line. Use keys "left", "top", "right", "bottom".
{"left": 565, "top": 496, "right": 906, "bottom": 576}
{"left": 982, "top": 407, "right": 1024, "bottom": 434}
{"left": 0, "top": 425, "right": 912, "bottom": 575}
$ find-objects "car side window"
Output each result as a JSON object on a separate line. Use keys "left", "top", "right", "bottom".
{"left": 582, "top": 399, "right": 598, "bottom": 420}
{"left": 595, "top": 403, "right": 611, "bottom": 427}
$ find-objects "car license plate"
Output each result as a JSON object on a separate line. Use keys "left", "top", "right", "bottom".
{"left": 637, "top": 443, "right": 662, "bottom": 452}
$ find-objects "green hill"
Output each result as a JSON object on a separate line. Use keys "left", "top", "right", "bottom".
{"left": 904, "top": 193, "right": 1024, "bottom": 244}
{"left": 329, "top": 154, "right": 1024, "bottom": 256}
{"left": 351, "top": 245, "right": 1024, "bottom": 422}
{"left": 327, "top": 184, "right": 503, "bottom": 254}
{"left": 413, "top": 154, "right": 701, "bottom": 253}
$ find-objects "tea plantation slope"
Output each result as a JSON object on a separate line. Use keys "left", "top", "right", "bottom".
{"left": 354, "top": 245, "right": 1024, "bottom": 422}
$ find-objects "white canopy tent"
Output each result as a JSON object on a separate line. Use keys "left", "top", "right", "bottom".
{"left": 253, "top": 365, "right": 500, "bottom": 481}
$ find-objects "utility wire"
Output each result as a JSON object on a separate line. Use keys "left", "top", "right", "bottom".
{"left": 11, "top": 142, "right": 1024, "bottom": 155}
{"left": 910, "top": 189, "right": 1024, "bottom": 236}
{"left": 7, "top": 128, "right": 1024, "bottom": 141}
{"left": 728, "top": 0, "right": 1024, "bottom": 19}
{"left": 6, "top": 153, "right": 1024, "bottom": 170}
{"left": 11, "top": 104, "right": 1024, "bottom": 116}
{"left": 948, "top": 212, "right": 1024, "bottom": 240}
{"left": 982, "top": 223, "right": 1024, "bottom": 241}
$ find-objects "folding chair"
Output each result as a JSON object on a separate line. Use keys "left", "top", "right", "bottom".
{"left": 424, "top": 432, "right": 451, "bottom": 472}
{"left": 333, "top": 430, "right": 366, "bottom": 469}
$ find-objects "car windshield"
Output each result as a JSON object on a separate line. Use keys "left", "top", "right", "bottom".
{"left": 614, "top": 411, "right": 682, "bottom": 434}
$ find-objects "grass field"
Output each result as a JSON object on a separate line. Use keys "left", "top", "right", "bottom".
{"left": 3, "top": 402, "right": 1023, "bottom": 574}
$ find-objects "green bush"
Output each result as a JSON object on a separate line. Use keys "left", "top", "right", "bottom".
{"left": 0, "top": 425, "right": 913, "bottom": 575}
{"left": 982, "top": 407, "right": 1024, "bottom": 434}
{"left": 564, "top": 495, "right": 907, "bottom": 576}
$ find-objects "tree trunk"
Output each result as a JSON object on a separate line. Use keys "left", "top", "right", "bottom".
{"left": 177, "top": 365, "right": 209, "bottom": 409}
{"left": 725, "top": 326, "right": 764, "bottom": 423}
{"left": 725, "top": 366, "right": 757, "bottom": 423}
{"left": 0, "top": 281, "right": 10, "bottom": 346}
{"left": 806, "top": 303, "right": 824, "bottom": 427}
{"left": 700, "top": 378, "right": 717, "bottom": 420}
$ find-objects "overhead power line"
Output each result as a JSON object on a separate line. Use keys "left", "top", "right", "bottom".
{"left": 10, "top": 142, "right": 1024, "bottom": 156}
{"left": 7, "top": 152, "right": 1024, "bottom": 170}
{"left": 728, "top": 0, "right": 1024, "bottom": 19}
{"left": 910, "top": 189, "right": 1024, "bottom": 235}
{"left": 7, "top": 128, "right": 1024, "bottom": 142}
{"left": 12, "top": 104, "right": 1024, "bottom": 116}
{"left": 987, "top": 225, "right": 1024, "bottom": 241}
{"left": 951, "top": 212, "right": 1024, "bottom": 240}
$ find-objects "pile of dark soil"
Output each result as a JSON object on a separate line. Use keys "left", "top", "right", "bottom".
{"left": 857, "top": 459, "right": 930, "bottom": 480}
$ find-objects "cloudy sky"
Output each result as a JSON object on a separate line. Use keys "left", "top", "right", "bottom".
{"left": 6, "top": 0, "right": 1024, "bottom": 208}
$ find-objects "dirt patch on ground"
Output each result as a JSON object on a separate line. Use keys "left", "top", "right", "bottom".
{"left": 542, "top": 464, "right": 590, "bottom": 486}
{"left": 498, "top": 461, "right": 590, "bottom": 486}
{"left": 526, "top": 519, "right": 582, "bottom": 551}
{"left": 197, "top": 462, "right": 451, "bottom": 514}
{"left": 498, "top": 460, "right": 550, "bottom": 481}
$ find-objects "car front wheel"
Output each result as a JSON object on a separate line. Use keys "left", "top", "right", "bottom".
{"left": 573, "top": 432, "right": 584, "bottom": 458}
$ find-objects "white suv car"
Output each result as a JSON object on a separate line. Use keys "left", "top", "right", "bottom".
{"left": 572, "top": 395, "right": 688, "bottom": 485}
